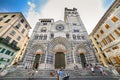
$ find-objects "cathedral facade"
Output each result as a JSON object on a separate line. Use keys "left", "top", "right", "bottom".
{"left": 23, "top": 8, "right": 96, "bottom": 70}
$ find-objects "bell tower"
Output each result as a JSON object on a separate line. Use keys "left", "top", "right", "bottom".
{"left": 64, "top": 8, "right": 87, "bottom": 32}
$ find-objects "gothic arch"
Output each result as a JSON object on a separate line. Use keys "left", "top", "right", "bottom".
{"left": 31, "top": 44, "right": 46, "bottom": 54}
{"left": 48, "top": 37, "right": 71, "bottom": 53}
{"left": 75, "top": 42, "right": 87, "bottom": 54}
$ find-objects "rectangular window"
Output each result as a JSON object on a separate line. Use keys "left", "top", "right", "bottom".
{"left": 112, "top": 46, "right": 119, "bottom": 50}
{"left": 7, "top": 59, "right": 10, "bottom": 62}
{"left": 111, "top": 16, "right": 118, "bottom": 22}
{"left": 25, "top": 24, "right": 28, "bottom": 28}
{"left": 17, "top": 36, "right": 21, "bottom": 41}
{"left": 21, "top": 19, "right": 24, "bottom": 23}
{"left": 114, "top": 30, "right": 120, "bottom": 37}
{"left": 5, "top": 19, "right": 11, "bottom": 23}
{"left": 5, "top": 50, "right": 11, "bottom": 55}
{"left": 10, "top": 30, "right": 16, "bottom": 36}
{"left": 102, "top": 39, "right": 107, "bottom": 45}
{"left": 3, "top": 15, "right": 8, "bottom": 18}
{"left": 100, "top": 30, "right": 104, "bottom": 34}
{"left": 117, "top": 26, "right": 120, "bottom": 31}
{"left": 15, "top": 23, "right": 21, "bottom": 29}
{"left": 11, "top": 15, "right": 16, "bottom": 18}
{"left": 0, "top": 48, "right": 6, "bottom": 53}
{"left": 105, "top": 24, "right": 110, "bottom": 29}
{"left": 21, "top": 29, "right": 25, "bottom": 34}
{"left": 5, "top": 36, "right": 11, "bottom": 43}
{"left": 11, "top": 52, "right": 14, "bottom": 56}
{"left": 109, "top": 34, "right": 115, "bottom": 40}
{"left": 96, "top": 34, "right": 99, "bottom": 38}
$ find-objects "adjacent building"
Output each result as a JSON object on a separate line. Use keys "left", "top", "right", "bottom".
{"left": 23, "top": 8, "right": 96, "bottom": 70}
{"left": 0, "top": 12, "right": 31, "bottom": 70}
{"left": 90, "top": 0, "right": 120, "bottom": 69}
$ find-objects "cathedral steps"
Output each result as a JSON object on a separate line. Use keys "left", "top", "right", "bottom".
{"left": 0, "top": 77, "right": 119, "bottom": 80}
{"left": 1, "top": 68, "right": 119, "bottom": 80}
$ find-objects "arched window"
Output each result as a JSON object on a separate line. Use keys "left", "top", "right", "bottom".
{"left": 51, "top": 33, "right": 54, "bottom": 39}
{"left": 73, "top": 34, "right": 76, "bottom": 40}
{"left": 77, "top": 35, "right": 81, "bottom": 40}
{"left": 39, "top": 34, "right": 43, "bottom": 40}
{"left": 81, "top": 36, "right": 85, "bottom": 40}
{"left": 43, "top": 34, "right": 47, "bottom": 40}
{"left": 66, "top": 34, "right": 69, "bottom": 38}
{"left": 34, "top": 35, "right": 39, "bottom": 40}
{"left": 41, "top": 27, "right": 47, "bottom": 32}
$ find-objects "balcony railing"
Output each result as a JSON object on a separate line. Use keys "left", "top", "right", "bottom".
{"left": 0, "top": 37, "right": 20, "bottom": 51}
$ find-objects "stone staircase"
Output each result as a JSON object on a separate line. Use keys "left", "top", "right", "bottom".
{"left": 0, "top": 77, "right": 119, "bottom": 80}
{"left": 0, "top": 68, "right": 120, "bottom": 80}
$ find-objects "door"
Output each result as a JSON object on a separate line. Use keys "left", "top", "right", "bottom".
{"left": 55, "top": 52, "right": 65, "bottom": 69}
{"left": 80, "top": 54, "right": 86, "bottom": 67}
{"left": 33, "top": 54, "right": 40, "bottom": 69}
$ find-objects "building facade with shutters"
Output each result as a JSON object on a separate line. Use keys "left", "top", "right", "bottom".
{"left": 0, "top": 12, "right": 31, "bottom": 70}
{"left": 90, "top": 0, "right": 120, "bottom": 69}
{"left": 23, "top": 8, "right": 96, "bottom": 70}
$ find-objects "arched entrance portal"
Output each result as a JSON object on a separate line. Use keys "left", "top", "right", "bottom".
{"left": 80, "top": 54, "right": 86, "bottom": 67}
{"left": 33, "top": 54, "right": 40, "bottom": 69}
{"left": 33, "top": 49, "right": 42, "bottom": 69}
{"left": 55, "top": 52, "right": 65, "bottom": 69}
{"left": 54, "top": 44, "right": 66, "bottom": 69}
{"left": 78, "top": 48, "right": 86, "bottom": 68}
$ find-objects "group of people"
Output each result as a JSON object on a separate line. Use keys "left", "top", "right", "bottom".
{"left": 50, "top": 67, "right": 69, "bottom": 80}
{"left": 88, "top": 63, "right": 108, "bottom": 76}
{"left": 73, "top": 63, "right": 108, "bottom": 76}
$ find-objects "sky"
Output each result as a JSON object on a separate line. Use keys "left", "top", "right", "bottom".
{"left": 0, "top": 0, "right": 114, "bottom": 36}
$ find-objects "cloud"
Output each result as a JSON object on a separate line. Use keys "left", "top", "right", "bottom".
{"left": 26, "top": 0, "right": 112, "bottom": 36}
{"left": 27, "top": 1, "right": 36, "bottom": 11}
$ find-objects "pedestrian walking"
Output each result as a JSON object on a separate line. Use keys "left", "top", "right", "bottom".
{"left": 59, "top": 69, "right": 63, "bottom": 80}
{"left": 99, "top": 67, "right": 103, "bottom": 75}
{"left": 90, "top": 67, "right": 96, "bottom": 76}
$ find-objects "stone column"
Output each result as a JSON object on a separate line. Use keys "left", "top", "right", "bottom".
{"left": 72, "top": 47, "right": 76, "bottom": 64}
{"left": 44, "top": 51, "right": 47, "bottom": 69}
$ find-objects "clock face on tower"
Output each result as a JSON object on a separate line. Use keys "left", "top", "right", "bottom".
{"left": 56, "top": 24, "right": 64, "bottom": 31}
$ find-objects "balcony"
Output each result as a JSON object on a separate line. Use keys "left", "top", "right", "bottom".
{"left": 0, "top": 37, "right": 20, "bottom": 51}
